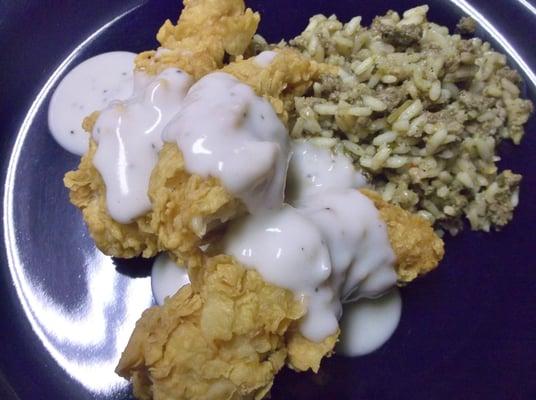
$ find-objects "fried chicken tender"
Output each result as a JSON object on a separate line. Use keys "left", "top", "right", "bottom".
{"left": 64, "top": 139, "right": 158, "bottom": 258}
{"left": 147, "top": 50, "right": 324, "bottom": 261}
{"left": 66, "top": 48, "right": 323, "bottom": 260}
{"left": 116, "top": 194, "right": 444, "bottom": 399}
{"left": 136, "top": 0, "right": 260, "bottom": 79}
{"left": 116, "top": 254, "right": 304, "bottom": 400}
{"left": 64, "top": 0, "right": 259, "bottom": 258}
{"left": 148, "top": 143, "right": 245, "bottom": 262}
{"left": 285, "top": 189, "right": 444, "bottom": 373}
{"left": 361, "top": 189, "right": 445, "bottom": 283}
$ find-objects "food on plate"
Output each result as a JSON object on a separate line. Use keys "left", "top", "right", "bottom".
{"left": 116, "top": 186, "right": 442, "bottom": 400}
{"left": 147, "top": 50, "right": 323, "bottom": 261}
{"left": 65, "top": 135, "right": 160, "bottom": 257}
{"left": 255, "top": 5, "right": 533, "bottom": 235}
{"left": 48, "top": 1, "right": 533, "bottom": 399}
{"left": 116, "top": 116, "right": 443, "bottom": 398}
{"left": 116, "top": 256, "right": 301, "bottom": 400}
{"left": 64, "top": 0, "right": 261, "bottom": 258}
{"left": 64, "top": 0, "right": 325, "bottom": 261}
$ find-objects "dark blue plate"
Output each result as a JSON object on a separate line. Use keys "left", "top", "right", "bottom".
{"left": 1, "top": 1, "right": 535, "bottom": 399}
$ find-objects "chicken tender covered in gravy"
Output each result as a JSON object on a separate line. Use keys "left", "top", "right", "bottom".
{"left": 117, "top": 192, "right": 443, "bottom": 398}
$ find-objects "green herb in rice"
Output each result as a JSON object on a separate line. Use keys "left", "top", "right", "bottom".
{"left": 253, "top": 5, "right": 533, "bottom": 235}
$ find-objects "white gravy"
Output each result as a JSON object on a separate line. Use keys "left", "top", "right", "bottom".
{"left": 151, "top": 253, "right": 190, "bottom": 305}
{"left": 92, "top": 68, "right": 194, "bottom": 224}
{"left": 298, "top": 189, "right": 397, "bottom": 303}
{"left": 337, "top": 288, "right": 402, "bottom": 356}
{"left": 222, "top": 206, "right": 337, "bottom": 342}
{"left": 164, "top": 72, "right": 290, "bottom": 212}
{"left": 223, "top": 141, "right": 397, "bottom": 344}
{"left": 287, "top": 141, "right": 367, "bottom": 206}
{"left": 254, "top": 50, "right": 278, "bottom": 68}
{"left": 48, "top": 51, "right": 136, "bottom": 155}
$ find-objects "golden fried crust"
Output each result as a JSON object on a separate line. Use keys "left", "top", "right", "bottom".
{"left": 286, "top": 330, "right": 339, "bottom": 373}
{"left": 361, "top": 188, "right": 445, "bottom": 283}
{"left": 148, "top": 143, "right": 245, "bottom": 263}
{"left": 136, "top": 0, "right": 260, "bottom": 79}
{"left": 64, "top": 139, "right": 159, "bottom": 258}
{"left": 116, "top": 255, "right": 304, "bottom": 400}
{"left": 65, "top": 10, "right": 323, "bottom": 262}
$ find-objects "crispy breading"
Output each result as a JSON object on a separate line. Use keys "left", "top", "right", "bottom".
{"left": 116, "top": 194, "right": 445, "bottom": 398}
{"left": 361, "top": 188, "right": 444, "bottom": 282}
{"left": 136, "top": 0, "right": 260, "bottom": 79}
{"left": 116, "top": 255, "right": 304, "bottom": 400}
{"left": 148, "top": 143, "right": 245, "bottom": 263}
{"left": 65, "top": 3, "right": 322, "bottom": 260}
{"left": 66, "top": 2, "right": 445, "bottom": 395}
{"left": 286, "top": 330, "right": 338, "bottom": 373}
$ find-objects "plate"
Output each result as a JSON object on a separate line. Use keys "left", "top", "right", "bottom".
{"left": 1, "top": 0, "right": 535, "bottom": 399}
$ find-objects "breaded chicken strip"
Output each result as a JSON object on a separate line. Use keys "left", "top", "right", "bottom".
{"left": 116, "top": 194, "right": 444, "bottom": 399}
{"left": 136, "top": 0, "right": 260, "bottom": 79}
{"left": 285, "top": 189, "right": 444, "bottom": 372}
{"left": 360, "top": 188, "right": 445, "bottom": 283}
{"left": 65, "top": 137, "right": 158, "bottom": 258}
{"left": 65, "top": 49, "right": 323, "bottom": 260}
{"left": 64, "top": 0, "right": 259, "bottom": 258}
{"left": 149, "top": 49, "right": 324, "bottom": 262}
{"left": 116, "top": 255, "right": 304, "bottom": 400}
{"left": 147, "top": 143, "right": 245, "bottom": 261}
